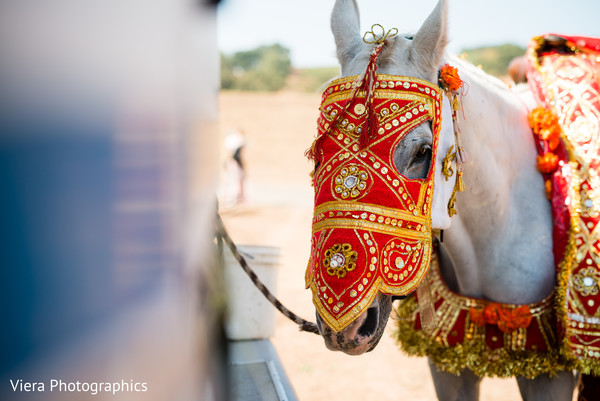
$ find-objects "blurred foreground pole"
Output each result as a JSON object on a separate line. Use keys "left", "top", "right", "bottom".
{"left": 0, "top": 0, "right": 223, "bottom": 400}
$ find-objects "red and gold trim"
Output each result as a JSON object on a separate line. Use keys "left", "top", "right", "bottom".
{"left": 527, "top": 34, "right": 600, "bottom": 376}
{"left": 394, "top": 250, "right": 574, "bottom": 378}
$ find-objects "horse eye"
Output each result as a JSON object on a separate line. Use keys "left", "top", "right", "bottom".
{"left": 405, "top": 35, "right": 414, "bottom": 40}
{"left": 415, "top": 145, "right": 431, "bottom": 161}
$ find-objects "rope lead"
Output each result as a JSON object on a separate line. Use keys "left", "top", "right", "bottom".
{"left": 216, "top": 214, "right": 320, "bottom": 335}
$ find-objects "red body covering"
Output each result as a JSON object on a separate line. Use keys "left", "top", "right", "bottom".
{"left": 527, "top": 34, "right": 600, "bottom": 375}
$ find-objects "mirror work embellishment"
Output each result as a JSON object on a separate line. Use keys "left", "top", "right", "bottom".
{"left": 323, "top": 243, "right": 358, "bottom": 278}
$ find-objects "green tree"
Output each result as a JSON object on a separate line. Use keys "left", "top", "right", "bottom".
{"left": 220, "top": 53, "right": 235, "bottom": 90}
{"left": 220, "top": 44, "right": 292, "bottom": 91}
{"left": 461, "top": 43, "right": 526, "bottom": 77}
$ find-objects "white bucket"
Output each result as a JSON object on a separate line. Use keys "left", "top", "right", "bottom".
{"left": 223, "top": 244, "right": 280, "bottom": 340}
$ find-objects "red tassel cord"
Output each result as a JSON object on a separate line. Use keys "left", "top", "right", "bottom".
{"left": 307, "top": 42, "right": 386, "bottom": 163}
{"left": 358, "top": 43, "right": 384, "bottom": 149}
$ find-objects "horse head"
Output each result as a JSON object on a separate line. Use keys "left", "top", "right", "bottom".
{"left": 307, "top": 0, "right": 458, "bottom": 355}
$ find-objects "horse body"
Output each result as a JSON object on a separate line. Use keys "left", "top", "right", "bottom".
{"left": 442, "top": 57, "right": 556, "bottom": 305}
{"left": 428, "top": 57, "right": 576, "bottom": 400}
{"left": 312, "top": 0, "right": 578, "bottom": 399}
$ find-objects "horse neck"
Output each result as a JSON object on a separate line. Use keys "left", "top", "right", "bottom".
{"left": 441, "top": 57, "right": 556, "bottom": 304}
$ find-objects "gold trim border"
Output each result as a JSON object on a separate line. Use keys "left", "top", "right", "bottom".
{"left": 310, "top": 239, "right": 432, "bottom": 333}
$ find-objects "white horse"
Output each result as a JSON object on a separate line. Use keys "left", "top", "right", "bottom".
{"left": 312, "top": 0, "right": 578, "bottom": 400}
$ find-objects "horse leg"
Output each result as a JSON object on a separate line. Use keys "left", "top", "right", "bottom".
{"left": 515, "top": 371, "right": 576, "bottom": 401}
{"left": 578, "top": 373, "right": 600, "bottom": 401}
{"left": 428, "top": 358, "right": 481, "bottom": 401}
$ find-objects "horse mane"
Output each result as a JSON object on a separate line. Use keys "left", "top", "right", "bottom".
{"left": 446, "top": 54, "right": 509, "bottom": 93}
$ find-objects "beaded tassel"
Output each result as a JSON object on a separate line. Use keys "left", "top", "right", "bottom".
{"left": 358, "top": 43, "right": 385, "bottom": 149}
{"left": 446, "top": 91, "right": 467, "bottom": 217}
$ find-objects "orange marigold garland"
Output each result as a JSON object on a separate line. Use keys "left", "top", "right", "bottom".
{"left": 469, "top": 303, "right": 533, "bottom": 333}
{"left": 537, "top": 152, "right": 559, "bottom": 174}
{"left": 469, "top": 307, "right": 486, "bottom": 326}
{"left": 439, "top": 64, "right": 463, "bottom": 93}
{"left": 529, "top": 106, "right": 562, "bottom": 173}
{"left": 529, "top": 106, "right": 562, "bottom": 149}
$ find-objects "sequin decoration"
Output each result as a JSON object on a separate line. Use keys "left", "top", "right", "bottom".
{"left": 572, "top": 267, "right": 600, "bottom": 296}
{"left": 333, "top": 165, "right": 370, "bottom": 199}
{"left": 323, "top": 243, "right": 358, "bottom": 278}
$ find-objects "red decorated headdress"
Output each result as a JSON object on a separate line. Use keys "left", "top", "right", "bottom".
{"left": 305, "top": 27, "right": 445, "bottom": 332}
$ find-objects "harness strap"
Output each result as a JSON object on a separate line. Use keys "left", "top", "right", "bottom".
{"left": 216, "top": 214, "right": 319, "bottom": 335}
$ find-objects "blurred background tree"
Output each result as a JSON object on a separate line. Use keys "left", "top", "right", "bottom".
{"left": 221, "top": 43, "right": 292, "bottom": 91}
{"left": 220, "top": 42, "right": 526, "bottom": 92}
{"left": 460, "top": 43, "right": 526, "bottom": 77}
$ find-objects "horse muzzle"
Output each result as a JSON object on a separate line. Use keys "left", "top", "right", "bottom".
{"left": 315, "top": 294, "right": 393, "bottom": 355}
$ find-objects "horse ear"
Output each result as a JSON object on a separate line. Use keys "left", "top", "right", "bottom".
{"left": 412, "top": 0, "right": 448, "bottom": 78}
{"left": 331, "top": 0, "right": 362, "bottom": 69}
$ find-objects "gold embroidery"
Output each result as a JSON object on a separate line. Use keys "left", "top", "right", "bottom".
{"left": 354, "top": 103, "right": 366, "bottom": 115}
{"left": 333, "top": 165, "right": 370, "bottom": 199}
{"left": 394, "top": 250, "right": 574, "bottom": 378}
{"left": 323, "top": 243, "right": 358, "bottom": 278}
{"left": 312, "top": 218, "right": 429, "bottom": 240}
{"left": 572, "top": 266, "right": 600, "bottom": 296}
{"left": 314, "top": 200, "right": 430, "bottom": 226}
{"left": 527, "top": 41, "right": 600, "bottom": 374}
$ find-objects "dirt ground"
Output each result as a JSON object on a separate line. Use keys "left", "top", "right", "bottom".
{"left": 218, "top": 90, "right": 535, "bottom": 401}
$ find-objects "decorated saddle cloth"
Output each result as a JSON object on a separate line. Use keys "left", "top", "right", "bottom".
{"left": 395, "top": 34, "right": 600, "bottom": 378}
{"left": 527, "top": 34, "right": 600, "bottom": 376}
{"left": 395, "top": 244, "right": 571, "bottom": 378}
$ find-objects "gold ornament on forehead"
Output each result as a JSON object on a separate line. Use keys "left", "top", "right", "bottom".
{"left": 363, "top": 24, "right": 398, "bottom": 45}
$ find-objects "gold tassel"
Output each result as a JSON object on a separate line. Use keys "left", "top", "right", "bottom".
{"left": 447, "top": 191, "right": 458, "bottom": 217}
{"left": 456, "top": 170, "right": 465, "bottom": 192}
{"left": 447, "top": 170, "right": 465, "bottom": 217}
{"left": 452, "top": 95, "right": 460, "bottom": 112}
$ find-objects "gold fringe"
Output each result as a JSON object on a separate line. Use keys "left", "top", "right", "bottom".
{"left": 394, "top": 297, "right": 575, "bottom": 379}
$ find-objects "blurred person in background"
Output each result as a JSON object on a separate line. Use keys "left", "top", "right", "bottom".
{"left": 224, "top": 129, "right": 247, "bottom": 206}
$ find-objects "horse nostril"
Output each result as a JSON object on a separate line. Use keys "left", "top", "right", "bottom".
{"left": 357, "top": 305, "right": 379, "bottom": 337}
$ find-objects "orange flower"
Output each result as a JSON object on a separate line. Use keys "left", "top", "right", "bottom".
{"left": 469, "top": 307, "right": 486, "bottom": 326}
{"left": 539, "top": 124, "right": 561, "bottom": 142}
{"left": 545, "top": 179, "right": 552, "bottom": 199}
{"left": 471, "top": 303, "right": 533, "bottom": 333}
{"left": 529, "top": 106, "right": 562, "bottom": 149}
{"left": 498, "top": 320, "right": 517, "bottom": 333}
{"left": 439, "top": 64, "right": 463, "bottom": 92}
{"left": 483, "top": 303, "right": 502, "bottom": 324}
{"left": 498, "top": 305, "right": 533, "bottom": 333}
{"left": 547, "top": 135, "right": 560, "bottom": 151}
{"left": 529, "top": 107, "right": 550, "bottom": 134}
{"left": 536, "top": 152, "right": 559, "bottom": 173}
{"left": 513, "top": 305, "right": 533, "bottom": 327}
